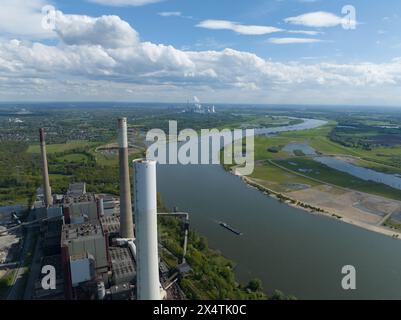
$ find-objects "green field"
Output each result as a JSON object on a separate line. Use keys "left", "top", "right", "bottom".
{"left": 0, "top": 142, "right": 39, "bottom": 206}
{"left": 94, "top": 153, "right": 118, "bottom": 166}
{"left": 27, "top": 140, "right": 94, "bottom": 154}
{"left": 250, "top": 161, "right": 320, "bottom": 193}
{"left": 249, "top": 120, "right": 401, "bottom": 200}
{"left": 253, "top": 122, "right": 345, "bottom": 161}
{"left": 57, "top": 153, "right": 89, "bottom": 163}
{"left": 276, "top": 158, "right": 401, "bottom": 200}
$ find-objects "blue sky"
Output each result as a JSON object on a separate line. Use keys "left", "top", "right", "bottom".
{"left": 57, "top": 0, "right": 401, "bottom": 63}
{"left": 0, "top": 0, "right": 401, "bottom": 105}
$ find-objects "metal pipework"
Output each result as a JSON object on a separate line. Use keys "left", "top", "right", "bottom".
{"left": 39, "top": 128, "right": 53, "bottom": 207}
{"left": 115, "top": 238, "right": 137, "bottom": 261}
{"left": 158, "top": 212, "right": 189, "bottom": 264}
{"left": 118, "top": 118, "right": 134, "bottom": 239}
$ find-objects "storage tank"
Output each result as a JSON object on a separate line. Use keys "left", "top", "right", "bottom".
{"left": 133, "top": 159, "right": 160, "bottom": 300}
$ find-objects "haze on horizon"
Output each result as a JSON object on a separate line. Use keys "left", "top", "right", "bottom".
{"left": 0, "top": 0, "right": 400, "bottom": 106}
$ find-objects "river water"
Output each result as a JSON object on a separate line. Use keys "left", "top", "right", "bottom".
{"left": 156, "top": 118, "right": 401, "bottom": 299}
{"left": 315, "top": 156, "right": 401, "bottom": 190}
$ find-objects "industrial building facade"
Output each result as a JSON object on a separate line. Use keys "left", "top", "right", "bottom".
{"left": 28, "top": 120, "right": 187, "bottom": 300}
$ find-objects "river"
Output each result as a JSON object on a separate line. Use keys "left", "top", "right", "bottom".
{"left": 315, "top": 156, "right": 401, "bottom": 190}
{"left": 156, "top": 118, "right": 401, "bottom": 299}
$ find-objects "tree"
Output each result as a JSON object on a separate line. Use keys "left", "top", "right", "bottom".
{"left": 247, "top": 278, "right": 263, "bottom": 292}
{"left": 270, "top": 290, "right": 286, "bottom": 300}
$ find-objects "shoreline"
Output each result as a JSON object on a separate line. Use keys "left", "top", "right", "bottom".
{"left": 230, "top": 167, "right": 401, "bottom": 241}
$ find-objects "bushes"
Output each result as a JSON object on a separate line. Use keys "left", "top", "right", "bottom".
{"left": 267, "top": 146, "right": 280, "bottom": 153}
{"left": 270, "top": 290, "right": 297, "bottom": 300}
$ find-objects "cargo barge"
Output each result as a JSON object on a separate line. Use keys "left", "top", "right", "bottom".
{"left": 219, "top": 222, "right": 243, "bottom": 236}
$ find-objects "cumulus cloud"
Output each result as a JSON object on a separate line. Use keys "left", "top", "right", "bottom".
{"left": 86, "top": 0, "right": 163, "bottom": 7}
{"left": 0, "top": 0, "right": 54, "bottom": 38}
{"left": 54, "top": 12, "right": 139, "bottom": 48}
{"left": 2, "top": 32, "right": 399, "bottom": 89}
{"left": 1, "top": 10, "right": 401, "bottom": 104}
{"left": 285, "top": 11, "right": 344, "bottom": 28}
{"left": 196, "top": 20, "right": 283, "bottom": 35}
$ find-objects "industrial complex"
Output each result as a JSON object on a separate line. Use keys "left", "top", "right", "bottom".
{"left": 16, "top": 118, "right": 189, "bottom": 300}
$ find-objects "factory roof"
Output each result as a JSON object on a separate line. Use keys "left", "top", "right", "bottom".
{"left": 109, "top": 247, "right": 136, "bottom": 285}
{"left": 61, "top": 221, "right": 104, "bottom": 243}
{"left": 67, "top": 182, "right": 86, "bottom": 196}
{"left": 100, "top": 215, "right": 120, "bottom": 234}
{"left": 63, "top": 193, "right": 96, "bottom": 204}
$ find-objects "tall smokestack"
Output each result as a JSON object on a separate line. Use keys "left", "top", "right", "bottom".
{"left": 39, "top": 128, "right": 52, "bottom": 207}
{"left": 118, "top": 118, "right": 134, "bottom": 239}
{"left": 133, "top": 159, "right": 161, "bottom": 300}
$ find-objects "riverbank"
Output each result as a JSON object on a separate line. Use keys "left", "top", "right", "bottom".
{"left": 231, "top": 165, "right": 401, "bottom": 241}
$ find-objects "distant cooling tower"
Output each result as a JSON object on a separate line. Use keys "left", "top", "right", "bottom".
{"left": 118, "top": 118, "right": 134, "bottom": 239}
{"left": 133, "top": 159, "right": 161, "bottom": 300}
{"left": 39, "top": 128, "right": 53, "bottom": 207}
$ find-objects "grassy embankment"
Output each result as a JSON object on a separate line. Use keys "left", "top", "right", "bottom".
{"left": 245, "top": 121, "right": 401, "bottom": 201}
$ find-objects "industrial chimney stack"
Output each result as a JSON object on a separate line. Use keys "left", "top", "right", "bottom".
{"left": 118, "top": 118, "right": 134, "bottom": 239}
{"left": 133, "top": 159, "right": 161, "bottom": 300}
{"left": 39, "top": 128, "right": 53, "bottom": 207}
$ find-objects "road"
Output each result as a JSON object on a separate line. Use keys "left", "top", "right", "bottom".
{"left": 6, "top": 211, "right": 36, "bottom": 300}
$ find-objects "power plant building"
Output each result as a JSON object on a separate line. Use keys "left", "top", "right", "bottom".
{"left": 28, "top": 119, "right": 186, "bottom": 300}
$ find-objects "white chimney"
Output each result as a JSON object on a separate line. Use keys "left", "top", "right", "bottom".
{"left": 133, "top": 159, "right": 161, "bottom": 300}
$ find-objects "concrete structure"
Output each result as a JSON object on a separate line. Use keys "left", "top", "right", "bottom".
{"left": 39, "top": 128, "right": 53, "bottom": 207}
{"left": 108, "top": 283, "right": 133, "bottom": 300}
{"left": 97, "top": 198, "right": 105, "bottom": 217}
{"left": 25, "top": 124, "right": 186, "bottom": 300}
{"left": 61, "top": 222, "right": 108, "bottom": 271}
{"left": 109, "top": 247, "right": 136, "bottom": 285}
{"left": 101, "top": 195, "right": 118, "bottom": 216}
{"left": 67, "top": 182, "right": 86, "bottom": 196}
{"left": 133, "top": 159, "right": 161, "bottom": 300}
{"left": 118, "top": 118, "right": 134, "bottom": 239}
{"left": 35, "top": 207, "right": 63, "bottom": 220}
{"left": 70, "top": 254, "right": 95, "bottom": 287}
{"left": 158, "top": 212, "right": 190, "bottom": 264}
{"left": 63, "top": 188, "right": 95, "bottom": 205}
{"left": 100, "top": 215, "right": 120, "bottom": 237}
{"left": 68, "top": 202, "right": 98, "bottom": 224}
